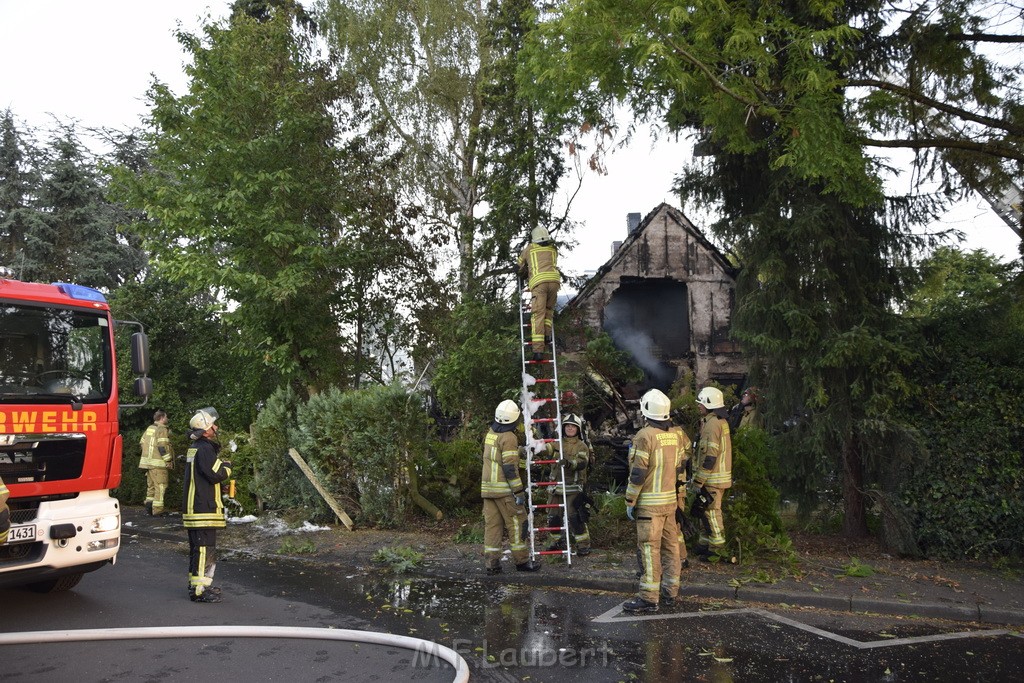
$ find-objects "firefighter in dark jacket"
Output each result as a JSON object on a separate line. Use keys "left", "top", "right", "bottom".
{"left": 481, "top": 400, "right": 540, "bottom": 574}
{"left": 182, "top": 407, "right": 230, "bottom": 603}
{"left": 0, "top": 475, "right": 10, "bottom": 545}
{"left": 544, "top": 414, "right": 592, "bottom": 555}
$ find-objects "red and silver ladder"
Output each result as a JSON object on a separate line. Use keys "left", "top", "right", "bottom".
{"left": 518, "top": 284, "right": 572, "bottom": 565}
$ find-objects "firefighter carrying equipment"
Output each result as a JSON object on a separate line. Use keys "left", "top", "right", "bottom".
{"left": 641, "top": 389, "right": 672, "bottom": 421}
{"left": 696, "top": 386, "right": 725, "bottom": 410}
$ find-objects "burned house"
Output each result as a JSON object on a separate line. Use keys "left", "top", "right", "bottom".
{"left": 565, "top": 203, "right": 747, "bottom": 389}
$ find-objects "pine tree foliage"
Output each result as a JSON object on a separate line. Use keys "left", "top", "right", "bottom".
{"left": 0, "top": 112, "right": 145, "bottom": 288}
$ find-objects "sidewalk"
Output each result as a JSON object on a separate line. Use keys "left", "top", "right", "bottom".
{"left": 122, "top": 506, "right": 1024, "bottom": 627}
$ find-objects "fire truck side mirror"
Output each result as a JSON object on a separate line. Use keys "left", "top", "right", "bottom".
{"left": 130, "top": 332, "right": 150, "bottom": 375}
{"left": 134, "top": 376, "right": 153, "bottom": 397}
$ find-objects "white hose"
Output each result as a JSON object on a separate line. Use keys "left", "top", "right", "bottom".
{"left": 0, "top": 625, "right": 469, "bottom": 683}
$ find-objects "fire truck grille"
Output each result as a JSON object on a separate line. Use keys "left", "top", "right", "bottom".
{"left": 0, "top": 434, "right": 87, "bottom": 484}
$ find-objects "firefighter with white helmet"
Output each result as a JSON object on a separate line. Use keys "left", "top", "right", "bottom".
{"left": 544, "top": 413, "right": 593, "bottom": 556}
{"left": 692, "top": 387, "right": 733, "bottom": 560}
{"left": 481, "top": 399, "right": 540, "bottom": 574}
{"left": 182, "top": 407, "right": 230, "bottom": 602}
{"left": 517, "top": 226, "right": 561, "bottom": 360}
{"left": 622, "top": 388, "right": 685, "bottom": 613}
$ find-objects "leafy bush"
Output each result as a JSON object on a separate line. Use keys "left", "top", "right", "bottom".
{"left": 431, "top": 301, "right": 520, "bottom": 430}
{"left": 294, "top": 383, "right": 434, "bottom": 527}
{"left": 899, "top": 249, "right": 1024, "bottom": 559}
{"left": 419, "top": 438, "right": 482, "bottom": 513}
{"left": 249, "top": 385, "right": 330, "bottom": 517}
{"left": 726, "top": 428, "right": 795, "bottom": 565}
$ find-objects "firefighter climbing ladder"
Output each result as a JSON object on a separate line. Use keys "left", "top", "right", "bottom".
{"left": 518, "top": 284, "right": 572, "bottom": 565}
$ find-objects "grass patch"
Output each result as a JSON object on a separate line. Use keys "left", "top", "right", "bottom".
{"left": 277, "top": 537, "right": 316, "bottom": 555}
{"left": 372, "top": 545, "right": 424, "bottom": 573}
{"left": 841, "top": 557, "right": 875, "bottom": 577}
{"left": 454, "top": 522, "right": 484, "bottom": 545}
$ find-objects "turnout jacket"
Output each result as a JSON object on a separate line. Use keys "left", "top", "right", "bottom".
{"left": 139, "top": 422, "right": 173, "bottom": 469}
{"left": 517, "top": 243, "right": 561, "bottom": 289}
{"left": 695, "top": 414, "right": 732, "bottom": 489}
{"left": 625, "top": 423, "right": 685, "bottom": 511}
{"left": 182, "top": 434, "right": 231, "bottom": 528}
{"left": 546, "top": 436, "right": 590, "bottom": 494}
{"left": 481, "top": 423, "right": 523, "bottom": 499}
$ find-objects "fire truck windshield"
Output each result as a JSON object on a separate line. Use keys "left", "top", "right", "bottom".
{"left": 0, "top": 302, "right": 112, "bottom": 403}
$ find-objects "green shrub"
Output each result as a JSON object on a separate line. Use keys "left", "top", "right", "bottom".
{"left": 726, "top": 428, "right": 795, "bottom": 565}
{"left": 249, "top": 385, "right": 330, "bottom": 518}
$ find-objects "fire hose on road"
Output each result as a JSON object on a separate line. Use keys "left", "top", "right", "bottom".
{"left": 0, "top": 624, "right": 470, "bottom": 683}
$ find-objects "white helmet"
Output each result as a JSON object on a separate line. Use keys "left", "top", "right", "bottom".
{"left": 531, "top": 226, "right": 552, "bottom": 243}
{"left": 562, "top": 413, "right": 583, "bottom": 432}
{"left": 494, "top": 399, "right": 520, "bottom": 424}
{"left": 696, "top": 387, "right": 725, "bottom": 410}
{"left": 189, "top": 407, "right": 219, "bottom": 431}
{"left": 640, "top": 389, "right": 671, "bottom": 421}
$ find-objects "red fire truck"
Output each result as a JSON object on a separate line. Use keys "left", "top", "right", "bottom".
{"left": 0, "top": 277, "right": 150, "bottom": 592}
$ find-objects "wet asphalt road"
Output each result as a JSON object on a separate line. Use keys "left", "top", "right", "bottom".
{"left": 2, "top": 531, "right": 1022, "bottom": 682}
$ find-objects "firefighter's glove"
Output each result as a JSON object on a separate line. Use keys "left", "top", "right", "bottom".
{"left": 514, "top": 493, "right": 525, "bottom": 507}
{"left": 626, "top": 505, "right": 635, "bottom": 521}
{"left": 558, "top": 457, "right": 572, "bottom": 470}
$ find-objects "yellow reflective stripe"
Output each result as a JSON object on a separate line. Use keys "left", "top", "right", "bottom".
{"left": 637, "top": 491, "right": 676, "bottom": 506}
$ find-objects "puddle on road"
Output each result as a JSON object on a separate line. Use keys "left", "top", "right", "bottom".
{"left": 233, "top": 556, "right": 1024, "bottom": 682}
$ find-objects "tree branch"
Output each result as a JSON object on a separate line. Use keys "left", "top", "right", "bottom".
{"left": 861, "top": 136, "right": 1024, "bottom": 162}
{"left": 847, "top": 78, "right": 1024, "bottom": 137}
{"left": 948, "top": 33, "right": 1024, "bottom": 44}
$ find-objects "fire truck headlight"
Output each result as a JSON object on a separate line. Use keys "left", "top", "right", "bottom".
{"left": 87, "top": 539, "right": 119, "bottom": 552}
{"left": 91, "top": 515, "right": 120, "bottom": 533}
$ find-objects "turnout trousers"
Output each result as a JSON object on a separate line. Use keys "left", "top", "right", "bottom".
{"left": 636, "top": 506, "right": 681, "bottom": 603}
{"left": 145, "top": 468, "right": 169, "bottom": 514}
{"left": 530, "top": 281, "right": 559, "bottom": 353}
{"left": 188, "top": 528, "right": 218, "bottom": 597}
{"left": 483, "top": 496, "right": 529, "bottom": 568}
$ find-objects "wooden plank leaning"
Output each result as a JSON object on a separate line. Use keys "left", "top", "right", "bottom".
{"left": 288, "top": 447, "right": 354, "bottom": 530}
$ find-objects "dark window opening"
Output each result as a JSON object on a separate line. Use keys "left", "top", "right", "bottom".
{"left": 602, "top": 278, "right": 689, "bottom": 388}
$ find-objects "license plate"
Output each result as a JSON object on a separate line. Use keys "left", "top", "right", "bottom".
{"left": 4, "top": 524, "right": 36, "bottom": 545}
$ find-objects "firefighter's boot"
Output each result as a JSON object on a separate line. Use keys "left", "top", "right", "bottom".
{"left": 622, "top": 596, "right": 658, "bottom": 614}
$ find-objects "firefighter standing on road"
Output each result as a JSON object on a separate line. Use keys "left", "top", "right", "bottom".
{"left": 544, "top": 414, "right": 592, "bottom": 556}
{"left": 139, "top": 409, "right": 174, "bottom": 516}
{"left": 183, "top": 407, "right": 230, "bottom": 603}
{"left": 623, "top": 389, "right": 685, "bottom": 614}
{"left": 481, "top": 400, "right": 541, "bottom": 575}
{"left": 692, "top": 387, "right": 733, "bottom": 560}
{"left": 517, "top": 226, "right": 561, "bottom": 360}
{"left": 0, "top": 475, "right": 10, "bottom": 544}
